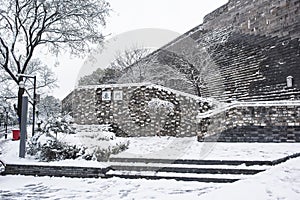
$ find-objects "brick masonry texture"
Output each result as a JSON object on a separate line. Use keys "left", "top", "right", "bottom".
{"left": 198, "top": 104, "right": 300, "bottom": 142}
{"left": 68, "top": 83, "right": 211, "bottom": 137}
{"left": 4, "top": 164, "right": 108, "bottom": 178}
{"left": 121, "top": 0, "right": 300, "bottom": 102}
{"left": 203, "top": 0, "right": 300, "bottom": 39}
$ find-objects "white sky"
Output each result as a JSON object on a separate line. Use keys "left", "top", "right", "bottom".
{"left": 51, "top": 0, "right": 229, "bottom": 99}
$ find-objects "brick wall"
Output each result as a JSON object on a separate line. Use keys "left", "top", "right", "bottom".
{"left": 68, "top": 83, "right": 211, "bottom": 137}
{"left": 203, "top": 0, "right": 300, "bottom": 39}
{"left": 198, "top": 102, "right": 300, "bottom": 142}
{"left": 4, "top": 164, "right": 109, "bottom": 178}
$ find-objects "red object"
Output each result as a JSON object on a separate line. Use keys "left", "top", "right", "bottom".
{"left": 12, "top": 129, "right": 20, "bottom": 140}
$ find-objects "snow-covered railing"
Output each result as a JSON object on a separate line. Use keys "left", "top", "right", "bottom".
{"left": 197, "top": 100, "right": 300, "bottom": 120}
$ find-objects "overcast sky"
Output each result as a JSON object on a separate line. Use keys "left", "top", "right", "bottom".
{"left": 51, "top": 0, "right": 228, "bottom": 99}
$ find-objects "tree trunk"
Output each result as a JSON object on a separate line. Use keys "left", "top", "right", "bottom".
{"left": 195, "top": 85, "right": 202, "bottom": 97}
{"left": 17, "top": 84, "right": 25, "bottom": 126}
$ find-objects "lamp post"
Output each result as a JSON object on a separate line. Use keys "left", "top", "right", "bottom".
{"left": 17, "top": 74, "right": 37, "bottom": 136}
{"left": 4, "top": 108, "right": 8, "bottom": 139}
{"left": 0, "top": 107, "right": 8, "bottom": 139}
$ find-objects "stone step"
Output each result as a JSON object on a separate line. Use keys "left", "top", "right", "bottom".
{"left": 109, "top": 163, "right": 265, "bottom": 175}
{"left": 105, "top": 170, "right": 242, "bottom": 183}
{"left": 109, "top": 157, "right": 274, "bottom": 166}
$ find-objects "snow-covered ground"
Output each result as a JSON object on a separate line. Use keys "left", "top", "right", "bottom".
{"left": 1, "top": 130, "right": 300, "bottom": 199}
{"left": 0, "top": 126, "right": 128, "bottom": 167}
{"left": 0, "top": 175, "right": 222, "bottom": 200}
{"left": 2, "top": 135, "right": 300, "bottom": 166}
{"left": 112, "top": 136, "right": 300, "bottom": 161}
{"left": 0, "top": 157, "right": 300, "bottom": 199}
{"left": 198, "top": 156, "right": 300, "bottom": 200}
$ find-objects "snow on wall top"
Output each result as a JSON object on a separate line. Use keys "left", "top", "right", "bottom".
{"left": 75, "top": 82, "right": 215, "bottom": 103}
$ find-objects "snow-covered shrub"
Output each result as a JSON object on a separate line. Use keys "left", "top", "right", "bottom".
{"left": 82, "top": 141, "right": 129, "bottom": 162}
{"left": 78, "top": 128, "right": 130, "bottom": 161}
{"left": 28, "top": 124, "right": 130, "bottom": 162}
{"left": 43, "top": 114, "right": 76, "bottom": 137}
{"left": 38, "top": 140, "right": 83, "bottom": 162}
{"left": 27, "top": 132, "right": 85, "bottom": 162}
{"left": 26, "top": 113, "right": 82, "bottom": 161}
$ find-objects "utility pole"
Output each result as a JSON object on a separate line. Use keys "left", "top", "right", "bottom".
{"left": 32, "top": 76, "right": 37, "bottom": 136}
{"left": 17, "top": 74, "right": 37, "bottom": 136}
{"left": 19, "top": 96, "right": 28, "bottom": 158}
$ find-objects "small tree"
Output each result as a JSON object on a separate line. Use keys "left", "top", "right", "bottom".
{"left": 78, "top": 67, "right": 121, "bottom": 86}
{"left": 37, "top": 95, "right": 61, "bottom": 119}
{"left": 0, "top": 0, "right": 110, "bottom": 122}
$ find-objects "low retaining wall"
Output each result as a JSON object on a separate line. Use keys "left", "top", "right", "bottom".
{"left": 198, "top": 102, "right": 300, "bottom": 142}
{"left": 3, "top": 164, "right": 109, "bottom": 178}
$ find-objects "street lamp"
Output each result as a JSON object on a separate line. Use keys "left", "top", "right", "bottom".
{"left": 0, "top": 107, "right": 9, "bottom": 139}
{"left": 5, "top": 108, "right": 8, "bottom": 139}
{"left": 4, "top": 107, "right": 8, "bottom": 139}
{"left": 17, "top": 74, "right": 37, "bottom": 136}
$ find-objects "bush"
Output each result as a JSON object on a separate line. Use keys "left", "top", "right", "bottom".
{"left": 27, "top": 117, "right": 130, "bottom": 162}
{"left": 82, "top": 141, "right": 129, "bottom": 162}
{"left": 42, "top": 114, "right": 76, "bottom": 137}
{"left": 27, "top": 133, "right": 85, "bottom": 162}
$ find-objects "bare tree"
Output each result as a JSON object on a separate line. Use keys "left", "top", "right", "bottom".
{"left": 78, "top": 47, "right": 152, "bottom": 86}
{"left": 24, "top": 59, "right": 57, "bottom": 92}
{"left": 37, "top": 95, "right": 61, "bottom": 119}
{"left": 157, "top": 27, "right": 232, "bottom": 97}
{"left": 111, "top": 47, "right": 152, "bottom": 83}
{"left": 0, "top": 0, "right": 110, "bottom": 120}
{"left": 0, "top": 68, "right": 15, "bottom": 101}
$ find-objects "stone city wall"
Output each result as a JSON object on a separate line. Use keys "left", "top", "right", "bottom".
{"left": 203, "top": 0, "right": 300, "bottom": 39}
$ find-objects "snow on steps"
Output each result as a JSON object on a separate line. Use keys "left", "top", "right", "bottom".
{"left": 105, "top": 170, "right": 241, "bottom": 183}
{"left": 105, "top": 158, "right": 270, "bottom": 183}
{"left": 105, "top": 154, "right": 300, "bottom": 183}
{"left": 2, "top": 153, "right": 300, "bottom": 183}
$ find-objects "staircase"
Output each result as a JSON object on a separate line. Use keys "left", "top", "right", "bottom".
{"left": 105, "top": 157, "right": 270, "bottom": 183}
